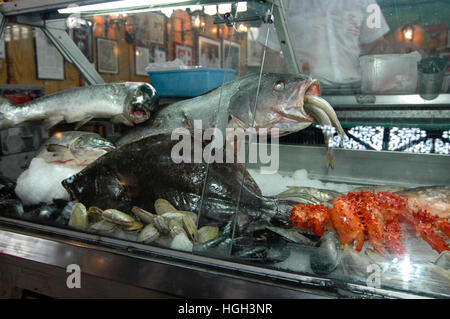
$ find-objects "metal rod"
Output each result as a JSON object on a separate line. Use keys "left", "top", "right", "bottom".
{"left": 0, "top": 13, "right": 6, "bottom": 41}
{"left": 41, "top": 19, "right": 104, "bottom": 85}
{"left": 271, "top": 0, "right": 301, "bottom": 74}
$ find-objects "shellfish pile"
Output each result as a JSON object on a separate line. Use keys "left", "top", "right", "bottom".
{"left": 68, "top": 198, "right": 220, "bottom": 252}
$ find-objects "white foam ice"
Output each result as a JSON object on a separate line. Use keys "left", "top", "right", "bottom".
{"left": 15, "top": 157, "right": 84, "bottom": 206}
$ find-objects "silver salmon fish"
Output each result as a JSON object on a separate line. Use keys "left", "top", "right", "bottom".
{"left": 37, "top": 131, "right": 116, "bottom": 166}
{"left": 0, "top": 82, "right": 159, "bottom": 130}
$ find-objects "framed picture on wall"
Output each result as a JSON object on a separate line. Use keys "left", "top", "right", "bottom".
{"left": 135, "top": 46, "right": 150, "bottom": 76}
{"left": 174, "top": 42, "right": 193, "bottom": 66}
{"left": 70, "top": 25, "right": 94, "bottom": 63}
{"left": 223, "top": 41, "right": 240, "bottom": 76}
{"left": 154, "top": 47, "right": 167, "bottom": 63}
{"left": 135, "top": 12, "right": 165, "bottom": 47}
{"left": 35, "top": 28, "right": 65, "bottom": 80}
{"left": 198, "top": 36, "right": 221, "bottom": 68}
{"left": 96, "top": 37, "right": 119, "bottom": 74}
{"left": 149, "top": 13, "right": 165, "bottom": 45}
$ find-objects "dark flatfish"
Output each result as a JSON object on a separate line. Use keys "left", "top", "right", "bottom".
{"left": 62, "top": 131, "right": 293, "bottom": 226}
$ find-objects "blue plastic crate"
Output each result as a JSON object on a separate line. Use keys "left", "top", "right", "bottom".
{"left": 148, "top": 68, "right": 236, "bottom": 98}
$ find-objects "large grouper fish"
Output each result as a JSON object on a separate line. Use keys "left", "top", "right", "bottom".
{"left": 0, "top": 82, "right": 159, "bottom": 130}
{"left": 117, "top": 73, "right": 346, "bottom": 154}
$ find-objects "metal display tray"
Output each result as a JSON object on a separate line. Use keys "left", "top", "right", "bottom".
{"left": 0, "top": 145, "right": 448, "bottom": 299}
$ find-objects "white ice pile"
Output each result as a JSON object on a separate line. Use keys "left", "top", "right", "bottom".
{"left": 248, "top": 168, "right": 355, "bottom": 196}
{"left": 145, "top": 59, "right": 192, "bottom": 72}
{"left": 15, "top": 157, "right": 84, "bottom": 206}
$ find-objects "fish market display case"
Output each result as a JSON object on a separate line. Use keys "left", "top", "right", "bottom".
{"left": 0, "top": 0, "right": 449, "bottom": 299}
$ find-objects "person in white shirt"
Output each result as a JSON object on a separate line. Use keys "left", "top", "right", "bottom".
{"left": 258, "top": 0, "right": 390, "bottom": 86}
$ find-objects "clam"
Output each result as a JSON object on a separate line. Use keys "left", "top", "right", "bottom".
{"left": 88, "top": 219, "right": 117, "bottom": 233}
{"left": 168, "top": 217, "right": 185, "bottom": 238}
{"left": 123, "top": 220, "right": 144, "bottom": 232}
{"left": 197, "top": 226, "right": 219, "bottom": 244}
{"left": 182, "top": 216, "right": 197, "bottom": 241}
{"left": 154, "top": 198, "right": 177, "bottom": 215}
{"left": 87, "top": 206, "right": 104, "bottom": 221}
{"left": 153, "top": 215, "right": 170, "bottom": 234}
{"left": 68, "top": 202, "right": 89, "bottom": 229}
{"left": 177, "top": 210, "right": 198, "bottom": 223}
{"left": 131, "top": 206, "right": 155, "bottom": 224}
{"left": 137, "top": 224, "right": 159, "bottom": 244}
{"left": 102, "top": 209, "right": 135, "bottom": 226}
{"left": 310, "top": 231, "right": 342, "bottom": 275}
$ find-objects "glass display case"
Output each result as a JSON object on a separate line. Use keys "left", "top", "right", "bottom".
{"left": 0, "top": 0, "right": 448, "bottom": 299}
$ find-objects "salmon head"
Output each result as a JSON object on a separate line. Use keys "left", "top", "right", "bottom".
{"left": 228, "top": 73, "right": 320, "bottom": 136}
{"left": 123, "top": 82, "right": 159, "bottom": 125}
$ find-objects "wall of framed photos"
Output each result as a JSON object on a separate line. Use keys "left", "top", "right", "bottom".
{"left": 0, "top": 4, "right": 248, "bottom": 95}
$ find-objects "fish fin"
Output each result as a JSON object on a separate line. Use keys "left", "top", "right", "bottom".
{"left": 46, "top": 144, "right": 69, "bottom": 153}
{"left": 42, "top": 116, "right": 64, "bottom": 131}
{"left": 74, "top": 116, "right": 94, "bottom": 130}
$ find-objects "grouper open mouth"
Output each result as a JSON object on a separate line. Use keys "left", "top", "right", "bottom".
{"left": 255, "top": 78, "right": 322, "bottom": 134}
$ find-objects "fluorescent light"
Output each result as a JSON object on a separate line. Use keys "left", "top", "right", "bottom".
{"left": 203, "top": 4, "right": 216, "bottom": 15}
{"left": 58, "top": 0, "right": 192, "bottom": 14}
{"left": 218, "top": 3, "right": 231, "bottom": 14}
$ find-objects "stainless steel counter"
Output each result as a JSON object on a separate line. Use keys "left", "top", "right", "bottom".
{"left": 0, "top": 145, "right": 448, "bottom": 299}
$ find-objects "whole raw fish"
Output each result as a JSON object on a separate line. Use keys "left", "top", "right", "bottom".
{"left": 0, "top": 82, "right": 159, "bottom": 130}
{"left": 117, "top": 73, "right": 345, "bottom": 148}
{"left": 62, "top": 131, "right": 295, "bottom": 229}
{"left": 37, "top": 131, "right": 116, "bottom": 166}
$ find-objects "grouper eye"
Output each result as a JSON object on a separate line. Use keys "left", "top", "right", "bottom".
{"left": 274, "top": 81, "right": 285, "bottom": 92}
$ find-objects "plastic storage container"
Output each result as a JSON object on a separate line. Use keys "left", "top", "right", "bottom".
{"left": 360, "top": 51, "right": 422, "bottom": 94}
{"left": 148, "top": 68, "right": 236, "bottom": 97}
{"left": 417, "top": 56, "right": 446, "bottom": 100}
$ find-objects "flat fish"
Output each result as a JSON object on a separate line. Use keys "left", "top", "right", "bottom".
{"left": 62, "top": 131, "right": 295, "bottom": 228}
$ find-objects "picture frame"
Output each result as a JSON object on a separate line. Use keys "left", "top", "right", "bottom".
{"left": 96, "top": 37, "right": 119, "bottom": 74}
{"left": 222, "top": 40, "right": 241, "bottom": 76}
{"left": 148, "top": 13, "right": 165, "bottom": 45}
{"left": 135, "top": 46, "right": 150, "bottom": 76}
{"left": 439, "top": 52, "right": 450, "bottom": 75}
{"left": 198, "top": 36, "right": 221, "bottom": 68}
{"left": 424, "top": 23, "right": 448, "bottom": 51}
{"left": 154, "top": 47, "right": 167, "bottom": 64}
{"left": 35, "top": 28, "right": 65, "bottom": 80}
{"left": 135, "top": 12, "right": 165, "bottom": 46}
{"left": 174, "top": 42, "right": 193, "bottom": 66}
{"left": 69, "top": 24, "right": 94, "bottom": 63}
